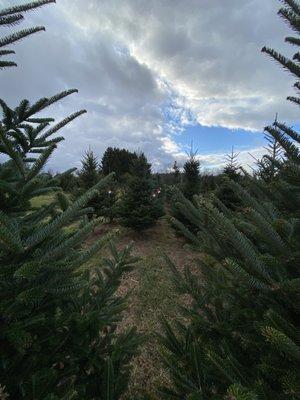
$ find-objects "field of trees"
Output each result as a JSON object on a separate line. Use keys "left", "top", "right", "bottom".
{"left": 0, "top": 1, "right": 299, "bottom": 399}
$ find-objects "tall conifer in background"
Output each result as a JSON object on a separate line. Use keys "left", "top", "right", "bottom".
{"left": 223, "top": 146, "right": 241, "bottom": 179}
{"left": 0, "top": 2, "right": 140, "bottom": 399}
{"left": 78, "top": 148, "right": 100, "bottom": 189}
{"left": 76, "top": 148, "right": 117, "bottom": 221}
{"left": 160, "top": 1, "right": 300, "bottom": 399}
{"left": 75, "top": 148, "right": 101, "bottom": 219}
{"left": 118, "top": 153, "right": 164, "bottom": 231}
{"left": 172, "top": 160, "right": 180, "bottom": 185}
{"left": 216, "top": 147, "right": 242, "bottom": 209}
{"left": 254, "top": 128, "right": 283, "bottom": 182}
{"left": 182, "top": 149, "right": 200, "bottom": 200}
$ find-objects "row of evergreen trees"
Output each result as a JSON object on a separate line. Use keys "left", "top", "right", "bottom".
{"left": 160, "top": 1, "right": 300, "bottom": 398}
{"left": 1, "top": 0, "right": 299, "bottom": 399}
{"left": 71, "top": 148, "right": 164, "bottom": 230}
{"left": 0, "top": 2, "right": 142, "bottom": 399}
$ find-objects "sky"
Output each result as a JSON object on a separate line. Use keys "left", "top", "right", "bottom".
{"left": 0, "top": 0, "right": 299, "bottom": 172}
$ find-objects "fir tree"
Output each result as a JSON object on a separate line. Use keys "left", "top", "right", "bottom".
{"left": 0, "top": 0, "right": 55, "bottom": 69}
{"left": 172, "top": 160, "right": 180, "bottom": 185}
{"left": 101, "top": 147, "right": 138, "bottom": 180}
{"left": 0, "top": 3, "right": 141, "bottom": 399}
{"left": 170, "top": 150, "right": 200, "bottom": 238}
{"left": 160, "top": 2, "right": 300, "bottom": 399}
{"left": 75, "top": 148, "right": 117, "bottom": 221}
{"left": 262, "top": 0, "right": 300, "bottom": 106}
{"left": 253, "top": 123, "right": 284, "bottom": 183}
{"left": 74, "top": 148, "right": 101, "bottom": 219}
{"left": 223, "top": 146, "right": 241, "bottom": 179}
{"left": 118, "top": 153, "right": 164, "bottom": 231}
{"left": 78, "top": 148, "right": 100, "bottom": 190}
{"left": 182, "top": 149, "right": 200, "bottom": 200}
{"left": 216, "top": 147, "right": 242, "bottom": 209}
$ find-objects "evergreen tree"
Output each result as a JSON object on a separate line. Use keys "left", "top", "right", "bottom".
{"left": 172, "top": 160, "right": 180, "bottom": 185}
{"left": 216, "top": 147, "right": 242, "bottom": 209}
{"left": 182, "top": 150, "right": 200, "bottom": 200}
{"left": 118, "top": 153, "right": 164, "bottom": 231}
{"left": 74, "top": 148, "right": 101, "bottom": 219}
{"left": 170, "top": 151, "right": 200, "bottom": 238}
{"left": 160, "top": 2, "right": 300, "bottom": 399}
{"left": 0, "top": 0, "right": 55, "bottom": 68}
{"left": 78, "top": 148, "right": 100, "bottom": 190}
{"left": 101, "top": 147, "right": 138, "bottom": 180}
{"left": 262, "top": 0, "right": 300, "bottom": 106}
{"left": 254, "top": 125, "right": 283, "bottom": 183}
{"left": 56, "top": 169, "right": 78, "bottom": 192}
{"left": 0, "top": 3, "right": 141, "bottom": 399}
{"left": 75, "top": 149, "right": 117, "bottom": 221}
{"left": 223, "top": 146, "right": 241, "bottom": 179}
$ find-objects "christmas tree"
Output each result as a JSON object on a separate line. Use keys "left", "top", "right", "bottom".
{"left": 0, "top": 2, "right": 141, "bottom": 398}
{"left": 160, "top": 1, "right": 300, "bottom": 398}
{"left": 182, "top": 149, "right": 201, "bottom": 200}
{"left": 216, "top": 147, "right": 242, "bottom": 209}
{"left": 223, "top": 146, "right": 241, "bottom": 179}
{"left": 172, "top": 160, "right": 180, "bottom": 185}
{"left": 78, "top": 148, "right": 100, "bottom": 190}
{"left": 75, "top": 148, "right": 117, "bottom": 221}
{"left": 118, "top": 153, "right": 164, "bottom": 231}
{"left": 253, "top": 122, "right": 283, "bottom": 183}
{"left": 101, "top": 147, "right": 138, "bottom": 180}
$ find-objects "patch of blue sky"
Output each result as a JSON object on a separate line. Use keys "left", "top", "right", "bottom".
{"left": 176, "top": 124, "right": 265, "bottom": 154}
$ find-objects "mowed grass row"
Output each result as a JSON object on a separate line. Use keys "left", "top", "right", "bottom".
{"left": 31, "top": 194, "right": 196, "bottom": 399}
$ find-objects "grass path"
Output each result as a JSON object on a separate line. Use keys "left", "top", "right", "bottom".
{"left": 91, "top": 217, "right": 197, "bottom": 399}
{"left": 31, "top": 194, "right": 197, "bottom": 397}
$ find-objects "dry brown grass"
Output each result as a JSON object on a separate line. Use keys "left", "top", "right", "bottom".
{"left": 88, "top": 217, "right": 198, "bottom": 399}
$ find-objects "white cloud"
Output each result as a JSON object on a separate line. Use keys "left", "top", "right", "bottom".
{"left": 0, "top": 0, "right": 297, "bottom": 172}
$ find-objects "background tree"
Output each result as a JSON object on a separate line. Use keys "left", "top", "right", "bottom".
{"left": 182, "top": 149, "right": 200, "bottom": 200}
{"left": 0, "top": 3, "right": 141, "bottom": 399}
{"left": 118, "top": 153, "right": 164, "bottom": 231}
{"left": 172, "top": 160, "right": 180, "bottom": 185}
{"left": 216, "top": 147, "right": 242, "bottom": 209}
{"left": 101, "top": 147, "right": 138, "bottom": 180}
{"left": 223, "top": 146, "right": 241, "bottom": 179}
{"left": 75, "top": 148, "right": 118, "bottom": 221}
{"left": 77, "top": 148, "right": 100, "bottom": 190}
{"left": 252, "top": 122, "right": 283, "bottom": 183}
{"left": 161, "top": 2, "right": 300, "bottom": 399}
{"left": 55, "top": 169, "right": 78, "bottom": 192}
{"left": 74, "top": 148, "right": 101, "bottom": 219}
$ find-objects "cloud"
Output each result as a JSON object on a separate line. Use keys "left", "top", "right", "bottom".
{"left": 0, "top": 0, "right": 297, "bottom": 171}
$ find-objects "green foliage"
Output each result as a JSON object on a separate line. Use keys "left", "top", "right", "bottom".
{"left": 101, "top": 147, "right": 138, "bottom": 180}
{"left": 262, "top": 0, "right": 300, "bottom": 106}
{"left": 160, "top": 132, "right": 300, "bottom": 398}
{"left": 74, "top": 149, "right": 118, "bottom": 221}
{"left": 183, "top": 154, "right": 200, "bottom": 200}
{"left": 0, "top": 0, "right": 55, "bottom": 68}
{"left": 172, "top": 161, "right": 181, "bottom": 185}
{"left": 215, "top": 147, "right": 243, "bottom": 210}
{"left": 0, "top": 3, "right": 140, "bottom": 398}
{"left": 254, "top": 128, "right": 283, "bottom": 183}
{"left": 77, "top": 148, "right": 100, "bottom": 190}
{"left": 160, "top": 3, "right": 300, "bottom": 399}
{"left": 118, "top": 153, "right": 164, "bottom": 231}
{"left": 55, "top": 168, "right": 78, "bottom": 192}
